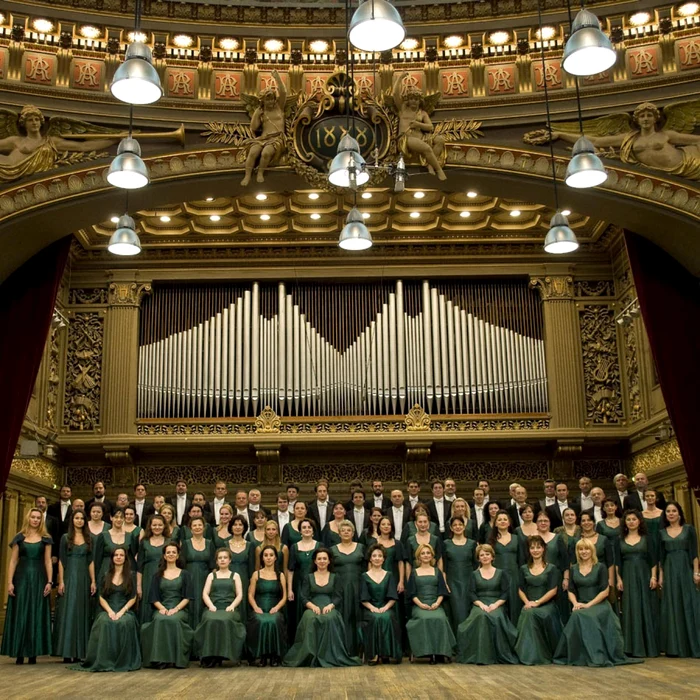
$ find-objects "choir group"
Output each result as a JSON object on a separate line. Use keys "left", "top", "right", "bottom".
{"left": 2, "top": 473, "right": 699, "bottom": 670}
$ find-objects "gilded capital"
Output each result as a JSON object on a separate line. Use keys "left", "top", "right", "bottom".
{"left": 530, "top": 275, "right": 574, "bottom": 301}
{"left": 108, "top": 282, "right": 152, "bottom": 307}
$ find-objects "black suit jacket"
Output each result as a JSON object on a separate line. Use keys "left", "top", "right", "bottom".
{"left": 426, "top": 498, "right": 451, "bottom": 534}
{"left": 167, "top": 496, "right": 192, "bottom": 525}
{"left": 624, "top": 490, "right": 667, "bottom": 512}
{"left": 307, "top": 500, "right": 335, "bottom": 530}
{"left": 43, "top": 513, "right": 60, "bottom": 557}
{"left": 85, "top": 498, "right": 113, "bottom": 522}
{"left": 348, "top": 507, "right": 371, "bottom": 535}
{"left": 470, "top": 503, "right": 489, "bottom": 529}
{"left": 506, "top": 503, "right": 525, "bottom": 528}
{"left": 130, "top": 500, "right": 155, "bottom": 527}
{"left": 366, "top": 495, "right": 391, "bottom": 512}
{"left": 386, "top": 504, "right": 412, "bottom": 533}
{"left": 47, "top": 501, "right": 72, "bottom": 538}
{"left": 545, "top": 501, "right": 581, "bottom": 530}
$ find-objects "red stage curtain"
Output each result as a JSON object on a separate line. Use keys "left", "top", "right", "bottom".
{"left": 625, "top": 231, "right": 700, "bottom": 495}
{"left": 0, "top": 237, "right": 71, "bottom": 493}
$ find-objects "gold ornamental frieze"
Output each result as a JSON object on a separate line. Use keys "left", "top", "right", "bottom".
{"left": 632, "top": 438, "right": 683, "bottom": 473}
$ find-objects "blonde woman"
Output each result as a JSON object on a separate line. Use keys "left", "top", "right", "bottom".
{"left": 254, "top": 519, "right": 289, "bottom": 572}
{"left": 159, "top": 504, "right": 179, "bottom": 544}
{"left": 553, "top": 539, "right": 639, "bottom": 666}
{"left": 213, "top": 504, "right": 234, "bottom": 548}
{"left": 450, "top": 498, "right": 476, "bottom": 539}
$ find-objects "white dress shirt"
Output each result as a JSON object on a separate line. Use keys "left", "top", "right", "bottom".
{"left": 316, "top": 500, "right": 329, "bottom": 530}
{"left": 445, "top": 495, "right": 456, "bottom": 503}
{"left": 277, "top": 510, "right": 290, "bottom": 532}
{"left": 557, "top": 500, "right": 569, "bottom": 516}
{"left": 213, "top": 498, "right": 225, "bottom": 525}
{"left": 353, "top": 508, "right": 365, "bottom": 536}
{"left": 579, "top": 494, "right": 593, "bottom": 511}
{"left": 134, "top": 499, "right": 145, "bottom": 523}
{"left": 237, "top": 508, "right": 250, "bottom": 525}
{"left": 408, "top": 496, "right": 421, "bottom": 511}
{"left": 483, "top": 495, "right": 490, "bottom": 504}
{"left": 593, "top": 505, "right": 604, "bottom": 523}
{"left": 176, "top": 494, "right": 187, "bottom": 525}
{"left": 249, "top": 503, "right": 260, "bottom": 512}
{"left": 433, "top": 498, "right": 446, "bottom": 533}
{"left": 60, "top": 500, "right": 70, "bottom": 520}
{"left": 544, "top": 496, "right": 556, "bottom": 507}
{"left": 287, "top": 500, "right": 297, "bottom": 514}
{"left": 373, "top": 495, "right": 384, "bottom": 509}
{"left": 617, "top": 490, "right": 628, "bottom": 505}
{"left": 473, "top": 504, "right": 485, "bottom": 529}
{"left": 392, "top": 506, "right": 405, "bottom": 540}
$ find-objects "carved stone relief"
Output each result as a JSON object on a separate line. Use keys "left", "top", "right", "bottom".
{"left": 428, "top": 461, "right": 549, "bottom": 481}
{"left": 573, "top": 459, "right": 624, "bottom": 480}
{"left": 68, "top": 288, "right": 109, "bottom": 305}
{"left": 282, "top": 463, "right": 403, "bottom": 484}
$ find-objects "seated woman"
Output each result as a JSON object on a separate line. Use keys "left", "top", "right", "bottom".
{"left": 140, "top": 543, "right": 195, "bottom": 669}
{"left": 406, "top": 544, "right": 456, "bottom": 664}
{"left": 456, "top": 544, "right": 518, "bottom": 665}
{"left": 554, "top": 539, "right": 641, "bottom": 667}
{"left": 194, "top": 548, "right": 246, "bottom": 668}
{"left": 283, "top": 548, "right": 361, "bottom": 667}
{"left": 361, "top": 544, "right": 402, "bottom": 665}
{"left": 76, "top": 547, "right": 140, "bottom": 672}
{"left": 515, "top": 536, "right": 563, "bottom": 665}
{"left": 248, "top": 545, "right": 288, "bottom": 667}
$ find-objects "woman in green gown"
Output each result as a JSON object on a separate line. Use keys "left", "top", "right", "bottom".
{"left": 180, "top": 516, "right": 216, "bottom": 630}
{"left": 597, "top": 498, "right": 623, "bottom": 607}
{"left": 449, "top": 499, "right": 477, "bottom": 540}
{"left": 360, "top": 507, "right": 383, "bottom": 546}
{"left": 321, "top": 502, "right": 346, "bottom": 548}
{"left": 141, "top": 542, "right": 195, "bottom": 668}
{"left": 457, "top": 543, "right": 519, "bottom": 665}
{"left": 658, "top": 501, "right": 700, "bottom": 657}
{"left": 553, "top": 507, "right": 581, "bottom": 550}
{"left": 194, "top": 548, "right": 246, "bottom": 667}
{"left": 406, "top": 543, "right": 456, "bottom": 663}
{"left": 478, "top": 502, "right": 501, "bottom": 544}
{"left": 405, "top": 512, "right": 444, "bottom": 580}
{"left": 513, "top": 504, "right": 538, "bottom": 543}
{"left": 75, "top": 547, "right": 140, "bottom": 672}
{"left": 93, "top": 508, "right": 135, "bottom": 589}
{"left": 374, "top": 516, "right": 407, "bottom": 652}
{"left": 641, "top": 489, "right": 664, "bottom": 560}
{"left": 160, "top": 504, "right": 180, "bottom": 544}
{"left": 554, "top": 538, "right": 640, "bottom": 667}
{"left": 248, "top": 545, "right": 288, "bottom": 666}
{"left": 136, "top": 514, "right": 169, "bottom": 624}
{"left": 617, "top": 510, "right": 659, "bottom": 657}
{"left": 282, "top": 501, "right": 315, "bottom": 548}
{"left": 361, "top": 544, "right": 402, "bottom": 664}
{"left": 331, "top": 520, "right": 366, "bottom": 656}
{"left": 489, "top": 510, "right": 522, "bottom": 625}
{"left": 212, "top": 504, "right": 234, "bottom": 549}
{"left": 287, "top": 518, "right": 319, "bottom": 643}
{"left": 401, "top": 503, "right": 439, "bottom": 546}
{"left": 247, "top": 509, "right": 268, "bottom": 548}
{"left": 179, "top": 504, "right": 214, "bottom": 542}
{"left": 54, "top": 509, "right": 96, "bottom": 662}
{"left": 533, "top": 510, "right": 570, "bottom": 624}
{"left": 226, "top": 514, "right": 254, "bottom": 622}
{"left": 443, "top": 516, "right": 476, "bottom": 631}
{"left": 253, "top": 519, "right": 289, "bottom": 572}
{"left": 283, "top": 547, "right": 362, "bottom": 667}
{"left": 515, "top": 536, "right": 563, "bottom": 665}
{"left": 122, "top": 505, "right": 142, "bottom": 544}
{"left": 573, "top": 512, "right": 615, "bottom": 590}
{"left": 86, "top": 503, "right": 110, "bottom": 546}
{"left": 0, "top": 508, "right": 53, "bottom": 663}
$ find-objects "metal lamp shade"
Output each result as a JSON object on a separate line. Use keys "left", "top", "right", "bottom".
{"left": 108, "top": 215, "right": 142, "bottom": 256}
{"left": 338, "top": 207, "right": 373, "bottom": 250}
{"left": 107, "top": 137, "right": 150, "bottom": 189}
{"left": 349, "top": 0, "right": 406, "bottom": 52}
{"left": 328, "top": 135, "right": 369, "bottom": 188}
{"left": 562, "top": 9, "right": 616, "bottom": 76}
{"left": 543, "top": 212, "right": 579, "bottom": 254}
{"left": 110, "top": 42, "right": 164, "bottom": 105}
{"left": 565, "top": 135, "right": 608, "bottom": 188}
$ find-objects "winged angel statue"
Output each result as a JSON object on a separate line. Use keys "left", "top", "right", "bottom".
{"left": 0, "top": 105, "right": 119, "bottom": 184}
{"left": 524, "top": 100, "right": 700, "bottom": 180}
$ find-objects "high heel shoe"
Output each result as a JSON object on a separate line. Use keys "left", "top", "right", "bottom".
{"left": 270, "top": 656, "right": 280, "bottom": 667}
{"left": 28, "top": 658, "right": 37, "bottom": 665}
{"left": 15, "top": 658, "right": 24, "bottom": 665}
{"left": 368, "top": 656, "right": 379, "bottom": 666}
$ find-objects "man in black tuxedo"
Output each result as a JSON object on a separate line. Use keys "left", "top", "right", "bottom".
{"left": 271, "top": 493, "right": 291, "bottom": 532}
{"left": 349, "top": 489, "right": 371, "bottom": 538}
{"left": 192, "top": 492, "right": 214, "bottom": 524}
{"left": 571, "top": 476, "right": 594, "bottom": 514}
{"left": 307, "top": 481, "right": 334, "bottom": 531}
{"left": 344, "top": 480, "right": 366, "bottom": 513}
{"left": 628, "top": 472, "right": 667, "bottom": 512}
{"left": 85, "top": 480, "right": 113, "bottom": 522}
{"left": 545, "top": 481, "right": 580, "bottom": 529}
{"left": 168, "top": 479, "right": 192, "bottom": 526}
{"left": 47, "top": 484, "right": 73, "bottom": 539}
{"left": 388, "top": 489, "right": 411, "bottom": 541}
{"left": 507, "top": 485, "right": 531, "bottom": 527}
{"left": 537, "top": 479, "right": 557, "bottom": 515}
{"left": 131, "top": 483, "right": 155, "bottom": 527}
{"left": 208, "top": 481, "right": 229, "bottom": 526}
{"left": 248, "top": 488, "right": 270, "bottom": 520}
{"left": 406, "top": 480, "right": 424, "bottom": 513}
{"left": 470, "top": 487, "right": 488, "bottom": 531}
{"left": 427, "top": 480, "right": 450, "bottom": 538}
{"left": 368, "top": 479, "right": 390, "bottom": 512}
{"left": 581, "top": 487, "right": 606, "bottom": 524}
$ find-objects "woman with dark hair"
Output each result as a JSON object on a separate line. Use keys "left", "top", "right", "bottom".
{"left": 0, "top": 508, "right": 53, "bottom": 664}
{"left": 658, "top": 501, "right": 700, "bottom": 657}
{"left": 180, "top": 504, "right": 214, "bottom": 542}
{"left": 405, "top": 512, "right": 443, "bottom": 579}
{"left": 75, "top": 547, "right": 140, "bottom": 672}
{"left": 618, "top": 510, "right": 659, "bottom": 658}
{"left": 457, "top": 543, "right": 518, "bottom": 665}
{"left": 254, "top": 519, "right": 289, "bottom": 572}
{"left": 282, "top": 501, "right": 316, "bottom": 548}
{"left": 450, "top": 499, "right": 477, "bottom": 540}
{"left": 360, "top": 507, "right": 384, "bottom": 546}
{"left": 227, "top": 514, "right": 253, "bottom": 622}
{"left": 123, "top": 505, "right": 142, "bottom": 542}
{"left": 533, "top": 511, "right": 570, "bottom": 624}
{"left": 443, "top": 516, "right": 476, "bottom": 631}
{"left": 361, "top": 544, "right": 402, "bottom": 664}
{"left": 180, "top": 516, "right": 216, "bottom": 630}
{"left": 331, "top": 520, "right": 365, "bottom": 656}
{"left": 140, "top": 542, "right": 194, "bottom": 669}
{"left": 553, "top": 508, "right": 580, "bottom": 548}
{"left": 321, "top": 502, "right": 347, "bottom": 548}
{"left": 54, "top": 509, "right": 96, "bottom": 663}
{"left": 94, "top": 507, "right": 135, "bottom": 589}
{"left": 213, "top": 504, "right": 234, "bottom": 549}
{"left": 247, "top": 509, "right": 268, "bottom": 548}
{"left": 573, "top": 512, "right": 615, "bottom": 590}
{"left": 406, "top": 544, "right": 455, "bottom": 664}
{"left": 87, "top": 503, "right": 110, "bottom": 544}
{"left": 136, "top": 514, "right": 170, "bottom": 625}
{"left": 287, "top": 518, "right": 319, "bottom": 643}
{"left": 478, "top": 502, "right": 501, "bottom": 544}
{"left": 489, "top": 510, "right": 522, "bottom": 625}
{"left": 513, "top": 504, "right": 537, "bottom": 540}
{"left": 248, "top": 545, "right": 288, "bottom": 666}
{"left": 401, "top": 503, "right": 439, "bottom": 544}
{"left": 597, "top": 498, "right": 623, "bottom": 594}
{"left": 641, "top": 489, "right": 664, "bottom": 558}
{"left": 194, "top": 548, "right": 246, "bottom": 667}
{"left": 515, "top": 536, "right": 563, "bottom": 665}
{"left": 283, "top": 547, "right": 361, "bottom": 667}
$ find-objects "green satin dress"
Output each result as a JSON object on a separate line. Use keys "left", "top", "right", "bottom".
{"left": 53, "top": 536, "right": 93, "bottom": 660}
{"left": 659, "top": 524, "right": 700, "bottom": 658}
{"left": 515, "top": 564, "right": 563, "bottom": 665}
{"left": 282, "top": 522, "right": 303, "bottom": 548}
{"left": 180, "top": 522, "right": 215, "bottom": 542}
{"left": 406, "top": 568, "right": 456, "bottom": 658}
{"left": 227, "top": 540, "right": 254, "bottom": 622}
{"left": 194, "top": 572, "right": 246, "bottom": 662}
{"left": 596, "top": 520, "right": 622, "bottom": 570}
{"left": 553, "top": 562, "right": 640, "bottom": 667}
{"left": 136, "top": 538, "right": 167, "bottom": 624}
{"left": 618, "top": 535, "right": 659, "bottom": 657}
{"left": 493, "top": 535, "right": 522, "bottom": 624}
{"left": 181, "top": 538, "right": 216, "bottom": 629}
{"left": 288, "top": 541, "right": 320, "bottom": 642}
{"left": 405, "top": 533, "right": 443, "bottom": 569}
{"left": 283, "top": 573, "right": 362, "bottom": 667}
{"left": 320, "top": 524, "right": 341, "bottom": 548}
{"left": 331, "top": 543, "right": 365, "bottom": 655}
{"left": 0, "top": 535, "right": 52, "bottom": 658}
{"left": 76, "top": 575, "right": 140, "bottom": 672}
{"left": 360, "top": 571, "right": 402, "bottom": 661}
{"left": 457, "top": 568, "right": 518, "bottom": 665}
{"left": 141, "top": 571, "right": 195, "bottom": 668}
{"left": 212, "top": 529, "right": 232, "bottom": 550}
{"left": 93, "top": 529, "right": 136, "bottom": 586}
{"left": 443, "top": 539, "right": 476, "bottom": 630}
{"left": 247, "top": 574, "right": 288, "bottom": 660}
{"left": 643, "top": 515, "right": 662, "bottom": 561}
{"left": 401, "top": 520, "right": 439, "bottom": 546}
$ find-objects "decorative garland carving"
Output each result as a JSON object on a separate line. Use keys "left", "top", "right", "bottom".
{"left": 68, "top": 288, "right": 109, "bottom": 305}
{"left": 282, "top": 463, "right": 403, "bottom": 484}
{"left": 530, "top": 276, "right": 574, "bottom": 301}
{"left": 428, "top": 461, "right": 549, "bottom": 481}
{"left": 255, "top": 406, "right": 281, "bottom": 434}
{"left": 631, "top": 438, "right": 682, "bottom": 474}
{"left": 623, "top": 322, "right": 644, "bottom": 423}
{"left": 137, "top": 423, "right": 257, "bottom": 436}
{"left": 430, "top": 418, "right": 550, "bottom": 432}
{"left": 63, "top": 312, "right": 103, "bottom": 431}
{"left": 406, "top": 404, "right": 431, "bottom": 432}
{"left": 573, "top": 459, "right": 624, "bottom": 480}
{"left": 578, "top": 305, "right": 624, "bottom": 425}
{"left": 108, "top": 282, "right": 152, "bottom": 307}
{"left": 138, "top": 465, "right": 258, "bottom": 486}
{"left": 66, "top": 467, "right": 112, "bottom": 487}
{"left": 11, "top": 457, "right": 62, "bottom": 484}
{"left": 46, "top": 324, "right": 62, "bottom": 432}
{"left": 574, "top": 281, "right": 615, "bottom": 297}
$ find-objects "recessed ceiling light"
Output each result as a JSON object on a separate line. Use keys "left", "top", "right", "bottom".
{"left": 173, "top": 34, "right": 194, "bottom": 49}
{"left": 561, "top": 209, "right": 572, "bottom": 216}
{"left": 260, "top": 214, "right": 271, "bottom": 221}
{"left": 400, "top": 38, "right": 419, "bottom": 51}
{"left": 413, "top": 191, "right": 425, "bottom": 199}
{"left": 310, "top": 213, "right": 321, "bottom": 220}
{"left": 361, "top": 192, "right": 373, "bottom": 199}
{"left": 205, "top": 197, "right": 214, "bottom": 202}
{"left": 362, "top": 212, "right": 371, "bottom": 219}
{"left": 264, "top": 39, "right": 284, "bottom": 53}
{"left": 308, "top": 193, "right": 320, "bottom": 200}
{"left": 309, "top": 40, "right": 329, "bottom": 54}
{"left": 459, "top": 211, "right": 471, "bottom": 218}
{"left": 489, "top": 31, "right": 511, "bottom": 46}
{"left": 629, "top": 11, "right": 652, "bottom": 26}
{"left": 467, "top": 191, "right": 478, "bottom": 199}
{"left": 128, "top": 31, "right": 148, "bottom": 43}
{"left": 159, "top": 215, "right": 171, "bottom": 223}
{"left": 110, "top": 216, "right": 120, "bottom": 224}
{"left": 678, "top": 2, "right": 699, "bottom": 17}
{"left": 409, "top": 212, "right": 421, "bottom": 219}
{"left": 210, "top": 215, "right": 221, "bottom": 222}
{"left": 255, "top": 193, "right": 268, "bottom": 201}
{"left": 444, "top": 35, "right": 464, "bottom": 49}
{"left": 509, "top": 210, "right": 521, "bottom": 217}
{"left": 79, "top": 25, "right": 101, "bottom": 39}
{"left": 0, "top": 13, "right": 5, "bottom": 25}
{"left": 535, "top": 26, "right": 556, "bottom": 41}
{"left": 219, "top": 38, "right": 239, "bottom": 51}
{"left": 32, "top": 19, "right": 55, "bottom": 33}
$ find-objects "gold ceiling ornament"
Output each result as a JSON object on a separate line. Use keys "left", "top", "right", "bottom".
{"left": 255, "top": 406, "right": 281, "bottom": 433}
{"left": 524, "top": 100, "right": 700, "bottom": 181}
{"left": 405, "top": 404, "right": 432, "bottom": 432}
{"left": 631, "top": 437, "right": 682, "bottom": 473}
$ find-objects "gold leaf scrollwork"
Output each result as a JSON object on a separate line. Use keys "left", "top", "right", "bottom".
{"left": 108, "top": 282, "right": 152, "bottom": 307}
{"left": 530, "top": 275, "right": 574, "bottom": 301}
{"left": 405, "top": 404, "right": 431, "bottom": 432}
{"left": 255, "top": 406, "right": 281, "bottom": 434}
{"left": 11, "top": 457, "right": 62, "bottom": 484}
{"left": 429, "top": 461, "right": 549, "bottom": 482}
{"left": 631, "top": 438, "right": 682, "bottom": 474}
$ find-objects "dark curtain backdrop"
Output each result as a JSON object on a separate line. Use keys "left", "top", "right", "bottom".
{"left": 625, "top": 231, "right": 700, "bottom": 497}
{"left": 0, "top": 237, "right": 71, "bottom": 493}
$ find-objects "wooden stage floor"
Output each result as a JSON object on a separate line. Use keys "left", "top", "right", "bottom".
{"left": 1, "top": 657, "right": 698, "bottom": 698}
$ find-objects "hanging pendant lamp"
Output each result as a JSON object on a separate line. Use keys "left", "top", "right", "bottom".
{"left": 349, "top": 0, "right": 406, "bottom": 52}
{"left": 108, "top": 214, "right": 142, "bottom": 256}
{"left": 328, "top": 134, "right": 369, "bottom": 188}
{"left": 543, "top": 211, "right": 579, "bottom": 254}
{"left": 565, "top": 135, "right": 607, "bottom": 188}
{"left": 107, "top": 136, "right": 149, "bottom": 189}
{"left": 110, "top": 40, "right": 163, "bottom": 105}
{"left": 562, "top": 8, "right": 616, "bottom": 76}
{"left": 338, "top": 206, "right": 373, "bottom": 250}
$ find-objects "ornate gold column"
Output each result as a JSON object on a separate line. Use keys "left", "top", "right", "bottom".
{"left": 101, "top": 281, "right": 152, "bottom": 437}
{"left": 530, "top": 275, "right": 585, "bottom": 430}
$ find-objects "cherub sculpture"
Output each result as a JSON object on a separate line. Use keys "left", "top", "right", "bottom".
{"left": 524, "top": 100, "right": 700, "bottom": 180}
{"left": 0, "top": 105, "right": 119, "bottom": 183}
{"left": 240, "top": 70, "right": 298, "bottom": 186}
{"left": 387, "top": 71, "right": 446, "bottom": 180}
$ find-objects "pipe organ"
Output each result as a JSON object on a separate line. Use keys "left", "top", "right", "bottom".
{"left": 138, "top": 280, "right": 547, "bottom": 418}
